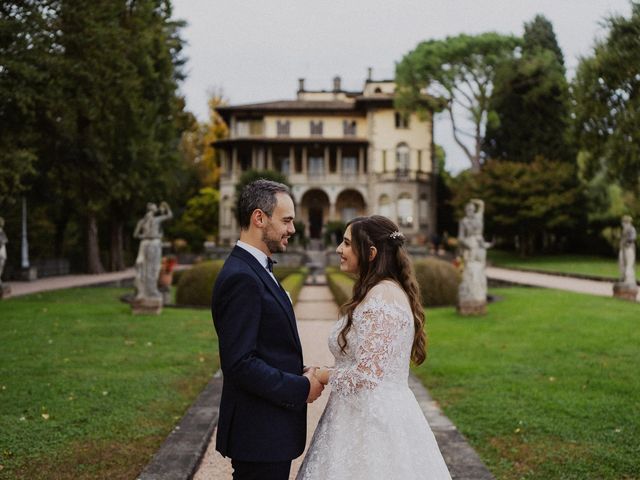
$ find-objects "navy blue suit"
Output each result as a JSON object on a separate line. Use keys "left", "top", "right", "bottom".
{"left": 211, "top": 246, "right": 309, "bottom": 464}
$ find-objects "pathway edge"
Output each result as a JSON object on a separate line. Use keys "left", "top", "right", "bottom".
{"left": 137, "top": 371, "right": 223, "bottom": 480}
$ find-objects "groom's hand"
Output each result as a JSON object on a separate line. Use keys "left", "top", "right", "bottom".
{"left": 304, "top": 367, "right": 324, "bottom": 403}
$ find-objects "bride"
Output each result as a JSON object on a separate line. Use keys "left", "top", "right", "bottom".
{"left": 297, "top": 215, "right": 451, "bottom": 480}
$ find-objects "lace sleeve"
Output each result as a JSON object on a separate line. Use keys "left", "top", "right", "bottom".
{"left": 330, "top": 290, "right": 411, "bottom": 397}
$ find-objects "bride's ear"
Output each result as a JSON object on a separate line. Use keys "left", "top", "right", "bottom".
{"left": 369, "top": 246, "right": 377, "bottom": 262}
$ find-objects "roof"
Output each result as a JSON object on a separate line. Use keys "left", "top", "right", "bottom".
{"left": 213, "top": 137, "right": 369, "bottom": 148}
{"left": 218, "top": 100, "right": 357, "bottom": 112}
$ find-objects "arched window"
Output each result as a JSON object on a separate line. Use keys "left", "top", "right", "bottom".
{"left": 397, "top": 193, "right": 413, "bottom": 228}
{"left": 396, "top": 143, "right": 410, "bottom": 174}
{"left": 378, "top": 194, "right": 394, "bottom": 220}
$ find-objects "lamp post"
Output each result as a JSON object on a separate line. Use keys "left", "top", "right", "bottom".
{"left": 21, "top": 196, "right": 29, "bottom": 269}
{"left": 19, "top": 196, "right": 36, "bottom": 281}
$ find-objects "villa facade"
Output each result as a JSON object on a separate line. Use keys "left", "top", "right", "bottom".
{"left": 214, "top": 73, "right": 437, "bottom": 246}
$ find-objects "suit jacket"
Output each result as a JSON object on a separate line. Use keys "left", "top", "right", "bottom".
{"left": 211, "top": 246, "right": 309, "bottom": 462}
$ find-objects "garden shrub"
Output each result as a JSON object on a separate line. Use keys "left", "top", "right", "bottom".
{"left": 274, "top": 266, "right": 305, "bottom": 282}
{"left": 176, "top": 260, "right": 224, "bottom": 306}
{"left": 326, "top": 267, "right": 355, "bottom": 306}
{"left": 281, "top": 271, "right": 307, "bottom": 305}
{"left": 413, "top": 257, "right": 460, "bottom": 307}
{"left": 176, "top": 262, "right": 307, "bottom": 307}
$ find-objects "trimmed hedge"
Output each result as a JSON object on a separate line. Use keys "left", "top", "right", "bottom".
{"left": 274, "top": 266, "right": 305, "bottom": 282}
{"left": 176, "top": 261, "right": 307, "bottom": 307}
{"left": 413, "top": 257, "right": 460, "bottom": 307}
{"left": 326, "top": 259, "right": 460, "bottom": 308}
{"left": 175, "top": 260, "right": 224, "bottom": 307}
{"left": 281, "top": 270, "right": 307, "bottom": 305}
{"left": 325, "top": 267, "right": 354, "bottom": 307}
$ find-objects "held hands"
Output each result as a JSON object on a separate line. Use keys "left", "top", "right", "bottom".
{"left": 314, "top": 367, "right": 332, "bottom": 385}
{"left": 303, "top": 367, "right": 324, "bottom": 403}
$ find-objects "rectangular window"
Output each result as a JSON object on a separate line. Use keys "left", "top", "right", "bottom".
{"left": 276, "top": 120, "right": 290, "bottom": 136}
{"left": 308, "top": 157, "right": 325, "bottom": 177}
{"left": 275, "top": 155, "right": 290, "bottom": 176}
{"left": 310, "top": 121, "right": 323, "bottom": 136}
{"left": 394, "top": 112, "right": 410, "bottom": 129}
{"left": 236, "top": 120, "right": 264, "bottom": 136}
{"left": 342, "top": 156, "right": 357, "bottom": 176}
{"left": 343, "top": 120, "right": 357, "bottom": 136}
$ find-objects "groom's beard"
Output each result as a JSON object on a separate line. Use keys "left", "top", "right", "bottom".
{"left": 263, "top": 225, "right": 286, "bottom": 254}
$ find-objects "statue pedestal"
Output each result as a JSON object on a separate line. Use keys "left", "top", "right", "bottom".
{"left": 613, "top": 283, "right": 638, "bottom": 302}
{"left": 457, "top": 300, "right": 487, "bottom": 316}
{"left": 131, "top": 297, "right": 163, "bottom": 315}
{"left": 0, "top": 284, "right": 11, "bottom": 299}
{"left": 18, "top": 266, "right": 38, "bottom": 281}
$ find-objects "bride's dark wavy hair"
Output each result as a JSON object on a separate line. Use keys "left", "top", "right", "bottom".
{"left": 338, "top": 215, "right": 427, "bottom": 365}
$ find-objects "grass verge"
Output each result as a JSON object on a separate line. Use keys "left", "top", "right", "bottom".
{"left": 417, "top": 287, "right": 640, "bottom": 479}
{"left": 0, "top": 287, "right": 218, "bottom": 479}
{"left": 488, "top": 250, "right": 639, "bottom": 280}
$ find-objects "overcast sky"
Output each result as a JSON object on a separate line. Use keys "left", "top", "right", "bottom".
{"left": 171, "top": 0, "right": 632, "bottom": 173}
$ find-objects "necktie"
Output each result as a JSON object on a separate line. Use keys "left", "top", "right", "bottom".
{"left": 266, "top": 257, "right": 277, "bottom": 273}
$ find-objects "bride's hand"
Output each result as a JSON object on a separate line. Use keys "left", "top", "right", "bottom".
{"left": 315, "top": 367, "right": 332, "bottom": 385}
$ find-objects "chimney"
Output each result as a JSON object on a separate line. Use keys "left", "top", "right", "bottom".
{"left": 367, "top": 67, "right": 373, "bottom": 81}
{"left": 298, "top": 78, "right": 305, "bottom": 92}
{"left": 333, "top": 76, "right": 342, "bottom": 92}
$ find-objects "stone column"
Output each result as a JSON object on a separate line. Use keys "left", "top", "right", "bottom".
{"left": 302, "top": 147, "right": 308, "bottom": 175}
{"left": 231, "top": 148, "right": 238, "bottom": 177}
{"left": 329, "top": 202, "right": 337, "bottom": 222}
{"left": 289, "top": 146, "right": 296, "bottom": 173}
{"left": 267, "top": 147, "right": 273, "bottom": 170}
{"left": 324, "top": 146, "right": 330, "bottom": 175}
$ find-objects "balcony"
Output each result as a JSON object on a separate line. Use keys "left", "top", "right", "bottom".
{"left": 377, "top": 170, "right": 430, "bottom": 182}
{"left": 233, "top": 120, "right": 264, "bottom": 138}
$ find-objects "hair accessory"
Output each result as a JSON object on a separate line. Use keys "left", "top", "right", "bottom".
{"left": 389, "top": 231, "right": 404, "bottom": 240}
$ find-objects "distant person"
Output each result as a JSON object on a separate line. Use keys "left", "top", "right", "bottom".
{"left": 297, "top": 215, "right": 451, "bottom": 480}
{"left": 619, "top": 215, "right": 637, "bottom": 286}
{"left": 211, "top": 179, "right": 324, "bottom": 480}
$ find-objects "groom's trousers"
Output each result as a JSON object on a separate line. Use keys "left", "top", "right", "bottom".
{"left": 231, "top": 459, "right": 291, "bottom": 480}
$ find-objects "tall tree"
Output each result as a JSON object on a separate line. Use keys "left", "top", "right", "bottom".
{"left": 451, "top": 157, "right": 584, "bottom": 256}
{"left": 104, "top": 0, "right": 187, "bottom": 270}
{"left": 484, "top": 15, "right": 572, "bottom": 163}
{"left": 573, "top": 2, "right": 640, "bottom": 193}
{"left": 0, "top": 1, "right": 53, "bottom": 208}
{"left": 396, "top": 33, "right": 519, "bottom": 172}
{"left": 523, "top": 14, "right": 565, "bottom": 67}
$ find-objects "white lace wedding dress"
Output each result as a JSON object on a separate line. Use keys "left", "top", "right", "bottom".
{"left": 297, "top": 280, "right": 452, "bottom": 480}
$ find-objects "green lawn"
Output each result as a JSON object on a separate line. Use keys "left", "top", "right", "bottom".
{"left": 488, "top": 250, "right": 639, "bottom": 280}
{"left": 416, "top": 287, "right": 640, "bottom": 479}
{"left": 0, "top": 287, "right": 218, "bottom": 479}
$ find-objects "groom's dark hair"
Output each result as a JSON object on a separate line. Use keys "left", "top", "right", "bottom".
{"left": 237, "top": 179, "right": 292, "bottom": 230}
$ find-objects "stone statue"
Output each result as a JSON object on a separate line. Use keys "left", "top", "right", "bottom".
{"left": 457, "top": 199, "right": 492, "bottom": 315}
{"left": 0, "top": 217, "right": 10, "bottom": 298}
{"left": 613, "top": 215, "right": 638, "bottom": 301}
{"left": 132, "top": 202, "right": 173, "bottom": 313}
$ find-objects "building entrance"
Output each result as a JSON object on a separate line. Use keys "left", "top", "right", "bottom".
{"left": 309, "top": 207, "right": 323, "bottom": 239}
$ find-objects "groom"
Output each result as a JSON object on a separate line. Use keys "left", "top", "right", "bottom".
{"left": 211, "top": 179, "right": 324, "bottom": 480}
